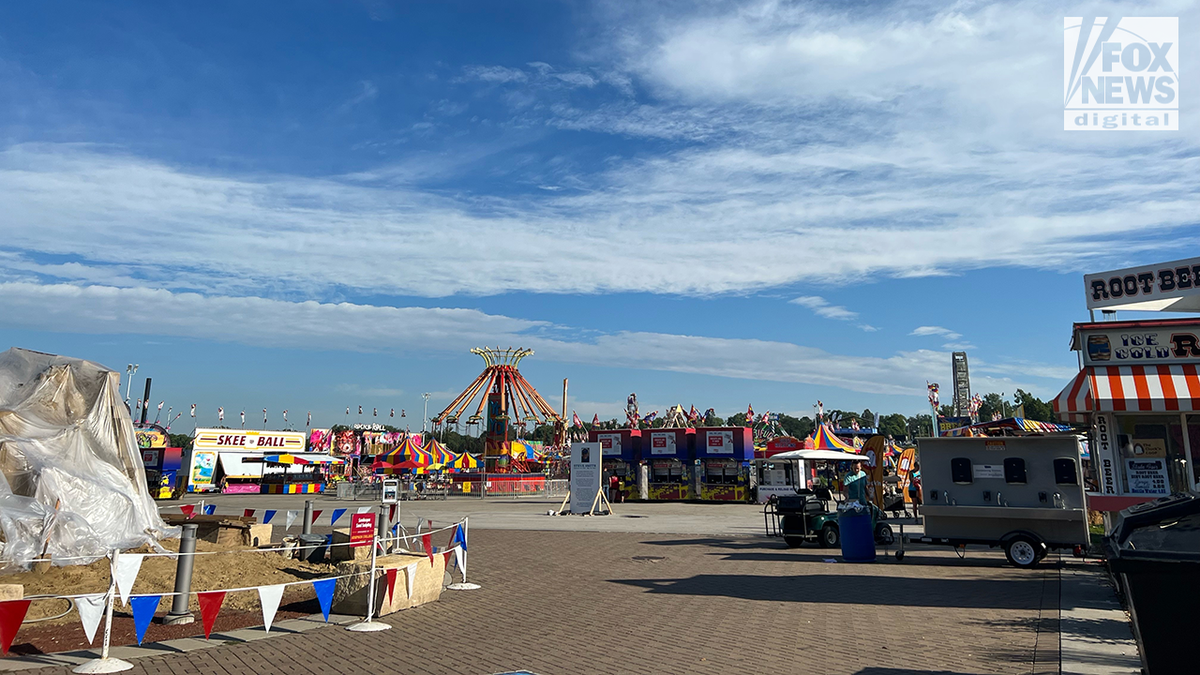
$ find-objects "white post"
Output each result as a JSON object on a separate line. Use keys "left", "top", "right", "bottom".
{"left": 346, "top": 533, "right": 390, "bottom": 631}
{"left": 72, "top": 551, "right": 133, "bottom": 673}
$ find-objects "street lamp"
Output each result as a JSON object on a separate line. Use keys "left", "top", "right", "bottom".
{"left": 124, "top": 364, "right": 139, "bottom": 405}
{"left": 422, "top": 393, "right": 431, "bottom": 433}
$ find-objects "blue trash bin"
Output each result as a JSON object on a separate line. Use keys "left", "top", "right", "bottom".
{"left": 838, "top": 505, "right": 876, "bottom": 563}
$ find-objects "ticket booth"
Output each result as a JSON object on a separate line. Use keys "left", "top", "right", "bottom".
{"left": 644, "top": 428, "right": 693, "bottom": 500}
{"left": 695, "top": 427, "right": 754, "bottom": 501}
{"left": 590, "top": 428, "right": 641, "bottom": 502}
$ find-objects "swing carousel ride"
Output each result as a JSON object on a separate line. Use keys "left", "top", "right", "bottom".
{"left": 432, "top": 347, "right": 564, "bottom": 472}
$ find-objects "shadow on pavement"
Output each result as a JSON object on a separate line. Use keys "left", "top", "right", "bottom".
{"left": 611, "top": 574, "right": 1040, "bottom": 609}
{"left": 713, "top": 550, "right": 1016, "bottom": 569}
{"left": 852, "top": 669, "right": 987, "bottom": 675}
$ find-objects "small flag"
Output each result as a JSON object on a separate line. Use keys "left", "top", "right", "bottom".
{"left": 356, "top": 506, "right": 372, "bottom": 514}
{"left": 75, "top": 594, "right": 106, "bottom": 645}
{"left": 263, "top": 510, "right": 277, "bottom": 524}
{"left": 572, "top": 412, "right": 583, "bottom": 428}
{"left": 190, "top": 404, "right": 196, "bottom": 418}
{"left": 422, "top": 533, "right": 434, "bottom": 566}
{"left": 311, "top": 510, "right": 323, "bottom": 525}
{"left": 330, "top": 508, "right": 347, "bottom": 526}
{"left": 180, "top": 504, "right": 196, "bottom": 519}
{"left": 746, "top": 403, "right": 754, "bottom": 421}
{"left": 373, "top": 408, "right": 377, "bottom": 417}
{"left": 157, "top": 401, "right": 164, "bottom": 411}
{"left": 285, "top": 510, "right": 299, "bottom": 530}
{"left": 243, "top": 509, "right": 255, "bottom": 519}
{"left": 443, "top": 550, "right": 454, "bottom": 570}
{"left": 258, "top": 584, "right": 285, "bottom": 632}
{"left": 307, "top": 411, "right": 311, "bottom": 427}
{"left": 453, "top": 546, "right": 465, "bottom": 578}
{"left": 203, "top": 504, "right": 216, "bottom": 516}
{"left": 130, "top": 595, "right": 162, "bottom": 645}
{"left": 312, "top": 579, "right": 335, "bottom": 622}
{"left": 218, "top": 406, "right": 224, "bottom": 421}
{"left": 346, "top": 407, "right": 350, "bottom": 415}
{"left": 386, "top": 568, "right": 398, "bottom": 603}
{"left": 240, "top": 410, "right": 245, "bottom": 425}
{"left": 136, "top": 399, "right": 142, "bottom": 410}
{"left": 389, "top": 408, "right": 394, "bottom": 417}
{"left": 283, "top": 410, "right": 288, "bottom": 423}
{"left": 197, "top": 591, "right": 226, "bottom": 639}
{"left": 592, "top": 413, "right": 600, "bottom": 425}
{"left": 263, "top": 408, "right": 268, "bottom": 425}
{"left": 358, "top": 406, "right": 363, "bottom": 415}
{"left": 113, "top": 553, "right": 145, "bottom": 606}
{"left": 449, "top": 524, "right": 466, "bottom": 551}
{"left": 0, "top": 599, "right": 32, "bottom": 656}
{"left": 404, "top": 563, "right": 417, "bottom": 598}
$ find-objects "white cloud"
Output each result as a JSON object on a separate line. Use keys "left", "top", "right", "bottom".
{"left": 337, "top": 81, "right": 379, "bottom": 113}
{"left": 910, "top": 326, "right": 962, "bottom": 340}
{"left": 789, "top": 295, "right": 858, "bottom": 320}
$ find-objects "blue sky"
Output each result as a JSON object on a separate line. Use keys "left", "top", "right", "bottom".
{"left": 1, "top": 1, "right": 1198, "bottom": 430}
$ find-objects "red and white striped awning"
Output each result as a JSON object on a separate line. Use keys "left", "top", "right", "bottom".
{"left": 1054, "top": 365, "right": 1200, "bottom": 422}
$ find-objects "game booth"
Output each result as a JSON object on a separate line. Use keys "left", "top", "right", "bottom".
{"left": 590, "top": 428, "right": 640, "bottom": 502}
{"left": 186, "top": 428, "right": 311, "bottom": 494}
{"left": 695, "top": 427, "right": 754, "bottom": 500}
{"left": 135, "top": 423, "right": 184, "bottom": 499}
{"left": 643, "top": 427, "right": 693, "bottom": 500}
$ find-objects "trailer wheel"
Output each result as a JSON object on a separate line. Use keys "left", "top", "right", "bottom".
{"left": 1004, "top": 536, "right": 1041, "bottom": 569}
{"left": 895, "top": 550, "right": 905, "bottom": 561}
{"left": 874, "top": 523, "right": 894, "bottom": 546}
{"left": 821, "top": 524, "right": 840, "bottom": 548}
{"left": 784, "top": 537, "right": 805, "bottom": 548}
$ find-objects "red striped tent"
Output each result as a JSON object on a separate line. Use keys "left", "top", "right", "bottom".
{"left": 1054, "top": 364, "right": 1200, "bottom": 423}
{"left": 805, "top": 423, "right": 858, "bottom": 453}
{"left": 381, "top": 434, "right": 433, "bottom": 466}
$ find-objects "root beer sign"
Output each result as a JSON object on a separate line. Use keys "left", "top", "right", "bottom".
{"left": 1086, "top": 256, "right": 1200, "bottom": 312}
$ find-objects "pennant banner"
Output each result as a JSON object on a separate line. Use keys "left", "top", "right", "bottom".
{"left": 450, "top": 524, "right": 466, "bottom": 551}
{"left": 130, "top": 595, "right": 162, "bottom": 645}
{"left": 243, "top": 509, "right": 256, "bottom": 519}
{"left": 442, "top": 550, "right": 453, "bottom": 571}
{"left": 312, "top": 579, "right": 335, "bottom": 622}
{"left": 0, "top": 599, "right": 31, "bottom": 656}
{"left": 330, "top": 508, "right": 347, "bottom": 526}
{"left": 203, "top": 504, "right": 216, "bottom": 516}
{"left": 197, "top": 591, "right": 226, "bottom": 639}
{"left": 258, "top": 584, "right": 285, "bottom": 633}
{"left": 453, "top": 546, "right": 465, "bottom": 579}
{"left": 114, "top": 553, "right": 145, "bottom": 606}
{"left": 263, "top": 509, "right": 277, "bottom": 524}
{"left": 422, "top": 534, "right": 434, "bottom": 566}
{"left": 311, "top": 510, "right": 323, "bottom": 525}
{"left": 386, "top": 568, "right": 398, "bottom": 604}
{"left": 75, "top": 594, "right": 107, "bottom": 645}
{"left": 356, "top": 506, "right": 372, "bottom": 514}
{"left": 404, "top": 563, "right": 416, "bottom": 599}
{"left": 285, "top": 510, "right": 299, "bottom": 530}
{"left": 180, "top": 504, "right": 195, "bottom": 519}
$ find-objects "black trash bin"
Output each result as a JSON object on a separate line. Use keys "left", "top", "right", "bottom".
{"left": 297, "top": 533, "right": 328, "bottom": 564}
{"left": 1103, "top": 493, "right": 1200, "bottom": 675}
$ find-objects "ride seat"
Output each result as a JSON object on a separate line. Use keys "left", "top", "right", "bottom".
{"left": 804, "top": 498, "right": 826, "bottom": 514}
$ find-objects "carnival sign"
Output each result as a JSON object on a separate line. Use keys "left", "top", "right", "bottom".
{"left": 193, "top": 428, "right": 306, "bottom": 452}
{"left": 1085, "top": 256, "right": 1200, "bottom": 312}
{"left": 1078, "top": 319, "right": 1200, "bottom": 366}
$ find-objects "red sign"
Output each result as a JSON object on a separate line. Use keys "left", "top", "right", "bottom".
{"left": 708, "top": 436, "right": 724, "bottom": 447}
{"left": 600, "top": 438, "right": 612, "bottom": 449}
{"left": 350, "top": 513, "right": 376, "bottom": 548}
{"left": 653, "top": 437, "right": 666, "bottom": 447}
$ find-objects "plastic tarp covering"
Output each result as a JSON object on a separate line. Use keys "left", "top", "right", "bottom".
{"left": 0, "top": 348, "right": 178, "bottom": 571}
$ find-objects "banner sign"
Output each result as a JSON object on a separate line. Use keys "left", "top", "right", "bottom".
{"left": 649, "top": 431, "right": 677, "bottom": 456}
{"left": 937, "top": 416, "right": 972, "bottom": 433}
{"left": 1085, "top": 256, "right": 1200, "bottom": 312}
{"left": 569, "top": 442, "right": 602, "bottom": 514}
{"left": 194, "top": 429, "right": 306, "bottom": 452}
{"left": 1125, "top": 457, "right": 1169, "bottom": 495}
{"left": 597, "top": 433, "right": 622, "bottom": 457}
{"left": 1078, "top": 320, "right": 1200, "bottom": 366}
{"left": 1093, "top": 413, "right": 1118, "bottom": 495}
{"left": 705, "top": 430, "right": 734, "bottom": 455}
{"left": 188, "top": 450, "right": 218, "bottom": 491}
{"left": 349, "top": 513, "right": 376, "bottom": 548}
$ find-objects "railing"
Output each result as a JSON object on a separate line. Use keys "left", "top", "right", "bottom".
{"left": 335, "top": 482, "right": 382, "bottom": 500}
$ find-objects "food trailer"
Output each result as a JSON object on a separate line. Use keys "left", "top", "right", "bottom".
{"left": 590, "top": 428, "right": 640, "bottom": 501}
{"left": 645, "top": 428, "right": 693, "bottom": 500}
{"left": 911, "top": 436, "right": 1089, "bottom": 568}
{"left": 694, "top": 427, "right": 754, "bottom": 501}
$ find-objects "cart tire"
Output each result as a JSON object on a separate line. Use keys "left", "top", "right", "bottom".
{"left": 895, "top": 550, "right": 905, "bottom": 561}
{"left": 821, "top": 524, "right": 840, "bottom": 548}
{"left": 1004, "top": 536, "right": 1041, "bottom": 569}
{"left": 784, "top": 537, "right": 805, "bottom": 548}
{"left": 874, "top": 523, "right": 894, "bottom": 546}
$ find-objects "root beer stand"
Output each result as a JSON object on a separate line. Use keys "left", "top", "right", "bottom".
{"left": 1052, "top": 256, "right": 1200, "bottom": 513}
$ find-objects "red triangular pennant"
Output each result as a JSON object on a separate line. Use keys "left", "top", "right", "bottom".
{"left": 197, "top": 591, "right": 226, "bottom": 639}
{"left": 386, "top": 568, "right": 398, "bottom": 603}
{"left": 180, "top": 504, "right": 195, "bottom": 519}
{"left": 422, "top": 533, "right": 434, "bottom": 566}
{"left": 311, "top": 510, "right": 323, "bottom": 525}
{"left": 443, "top": 550, "right": 453, "bottom": 569}
{"left": 0, "top": 599, "right": 31, "bottom": 656}
{"left": 243, "top": 508, "right": 255, "bottom": 519}
{"left": 388, "top": 504, "right": 397, "bottom": 522}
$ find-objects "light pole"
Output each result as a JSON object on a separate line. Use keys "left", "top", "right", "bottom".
{"left": 124, "top": 364, "right": 138, "bottom": 405}
{"left": 422, "top": 393, "right": 431, "bottom": 433}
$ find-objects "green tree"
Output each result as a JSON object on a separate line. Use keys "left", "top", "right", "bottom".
{"left": 1012, "top": 389, "right": 1055, "bottom": 422}
{"left": 976, "top": 393, "right": 1006, "bottom": 421}
{"left": 725, "top": 412, "right": 750, "bottom": 427}
{"left": 908, "top": 414, "right": 933, "bottom": 438}
{"left": 878, "top": 413, "right": 908, "bottom": 439}
{"left": 860, "top": 409, "right": 875, "bottom": 426}
{"left": 778, "top": 414, "right": 814, "bottom": 440}
{"left": 167, "top": 433, "right": 193, "bottom": 450}
{"left": 937, "top": 404, "right": 955, "bottom": 418}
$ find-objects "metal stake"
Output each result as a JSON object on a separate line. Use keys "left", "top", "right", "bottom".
{"left": 163, "top": 524, "right": 197, "bottom": 625}
{"left": 345, "top": 533, "right": 390, "bottom": 632}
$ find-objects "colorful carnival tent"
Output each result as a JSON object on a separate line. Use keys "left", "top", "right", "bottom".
{"left": 424, "top": 438, "right": 455, "bottom": 465}
{"left": 255, "top": 454, "right": 345, "bottom": 465}
{"left": 943, "top": 417, "right": 1075, "bottom": 437}
{"left": 448, "top": 452, "right": 480, "bottom": 470}
{"left": 381, "top": 434, "right": 432, "bottom": 466}
{"left": 805, "top": 423, "right": 859, "bottom": 453}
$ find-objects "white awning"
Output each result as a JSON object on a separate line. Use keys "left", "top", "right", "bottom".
{"left": 766, "top": 449, "right": 863, "bottom": 462}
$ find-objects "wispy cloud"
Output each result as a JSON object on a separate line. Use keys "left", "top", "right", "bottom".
{"left": 337, "top": 80, "right": 378, "bottom": 113}
{"left": 790, "top": 296, "right": 858, "bottom": 320}
{"left": 910, "top": 326, "right": 962, "bottom": 340}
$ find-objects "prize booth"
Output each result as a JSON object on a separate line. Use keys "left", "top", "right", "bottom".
{"left": 135, "top": 424, "right": 183, "bottom": 499}
{"left": 695, "top": 427, "right": 754, "bottom": 501}
{"left": 644, "top": 428, "right": 693, "bottom": 500}
{"left": 254, "top": 453, "right": 345, "bottom": 494}
{"left": 590, "top": 428, "right": 640, "bottom": 501}
{"left": 186, "top": 428, "right": 309, "bottom": 493}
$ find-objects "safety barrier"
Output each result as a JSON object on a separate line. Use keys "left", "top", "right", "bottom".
{"left": 335, "top": 482, "right": 382, "bottom": 500}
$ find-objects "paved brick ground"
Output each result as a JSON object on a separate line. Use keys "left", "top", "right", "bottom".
{"left": 26, "top": 530, "right": 1060, "bottom": 675}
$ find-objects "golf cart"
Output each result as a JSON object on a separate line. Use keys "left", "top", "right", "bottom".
{"left": 765, "top": 489, "right": 894, "bottom": 548}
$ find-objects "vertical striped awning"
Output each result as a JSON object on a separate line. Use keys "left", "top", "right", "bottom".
{"left": 1054, "top": 365, "right": 1200, "bottom": 422}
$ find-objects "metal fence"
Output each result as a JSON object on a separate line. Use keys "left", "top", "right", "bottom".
{"left": 335, "top": 482, "right": 382, "bottom": 500}
{"left": 335, "top": 475, "right": 568, "bottom": 500}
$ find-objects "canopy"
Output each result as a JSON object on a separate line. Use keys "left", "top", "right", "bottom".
{"left": 381, "top": 434, "right": 432, "bottom": 465}
{"left": 806, "top": 424, "right": 859, "bottom": 453}
{"left": 943, "top": 417, "right": 1075, "bottom": 437}
{"left": 767, "top": 449, "right": 865, "bottom": 462}
{"left": 256, "top": 454, "right": 344, "bottom": 465}
{"left": 448, "top": 452, "right": 480, "bottom": 470}
{"left": 424, "top": 438, "right": 454, "bottom": 465}
{"left": 1053, "top": 364, "right": 1200, "bottom": 424}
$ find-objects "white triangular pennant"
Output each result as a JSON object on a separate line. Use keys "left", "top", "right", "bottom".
{"left": 76, "top": 593, "right": 107, "bottom": 645}
{"left": 405, "top": 563, "right": 416, "bottom": 599}
{"left": 257, "top": 584, "right": 285, "bottom": 632}
{"left": 356, "top": 506, "right": 372, "bottom": 514}
{"left": 113, "top": 553, "right": 144, "bottom": 606}
{"left": 453, "top": 546, "right": 465, "bottom": 579}
{"left": 285, "top": 510, "right": 299, "bottom": 530}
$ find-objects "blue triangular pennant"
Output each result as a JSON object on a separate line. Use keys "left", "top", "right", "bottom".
{"left": 312, "top": 579, "right": 335, "bottom": 622}
{"left": 391, "top": 523, "right": 399, "bottom": 535}
{"left": 450, "top": 524, "right": 466, "bottom": 551}
{"left": 130, "top": 595, "right": 163, "bottom": 645}
{"left": 330, "top": 508, "right": 347, "bottom": 526}
{"left": 263, "top": 510, "right": 277, "bottom": 524}
{"left": 203, "top": 504, "right": 216, "bottom": 515}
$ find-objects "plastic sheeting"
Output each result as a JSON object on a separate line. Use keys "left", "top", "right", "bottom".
{"left": 0, "top": 348, "right": 177, "bottom": 571}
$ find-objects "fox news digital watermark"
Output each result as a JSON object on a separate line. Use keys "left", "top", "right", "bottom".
{"left": 1064, "top": 17, "right": 1178, "bottom": 131}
